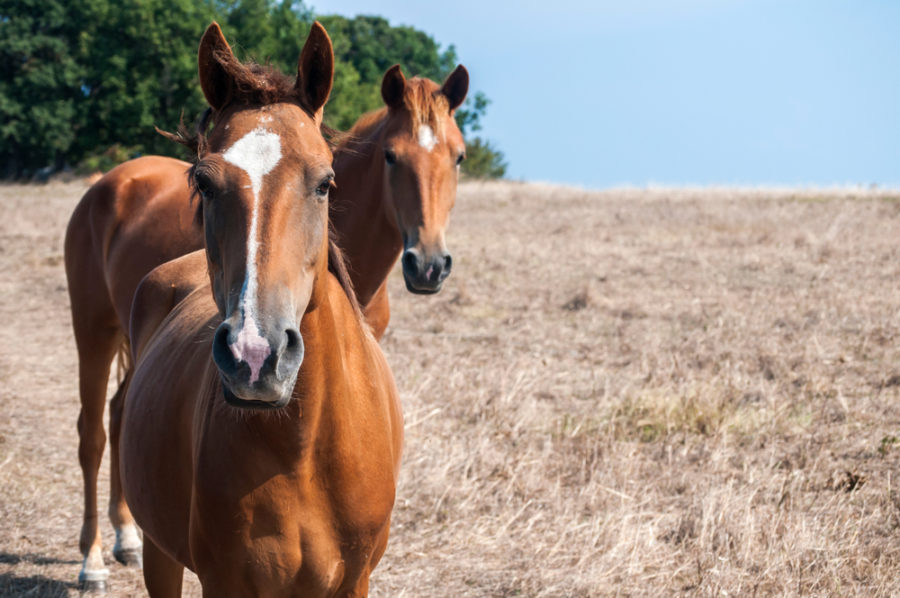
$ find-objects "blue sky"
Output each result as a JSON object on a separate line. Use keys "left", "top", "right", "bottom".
{"left": 314, "top": 1, "right": 900, "bottom": 189}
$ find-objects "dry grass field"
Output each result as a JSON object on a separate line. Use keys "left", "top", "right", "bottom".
{"left": 2, "top": 179, "right": 900, "bottom": 597}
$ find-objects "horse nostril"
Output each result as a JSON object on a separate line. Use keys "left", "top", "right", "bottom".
{"left": 443, "top": 253, "right": 452, "bottom": 274}
{"left": 284, "top": 328, "right": 301, "bottom": 352}
{"left": 214, "top": 323, "right": 230, "bottom": 347}
{"left": 212, "top": 322, "right": 236, "bottom": 368}
{"left": 276, "top": 327, "right": 304, "bottom": 380}
{"left": 402, "top": 250, "right": 419, "bottom": 275}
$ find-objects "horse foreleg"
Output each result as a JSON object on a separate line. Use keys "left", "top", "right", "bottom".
{"left": 341, "top": 522, "right": 391, "bottom": 597}
{"left": 108, "top": 368, "right": 143, "bottom": 568}
{"left": 142, "top": 536, "right": 184, "bottom": 597}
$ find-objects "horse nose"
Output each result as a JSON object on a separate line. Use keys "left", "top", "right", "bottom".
{"left": 213, "top": 318, "right": 303, "bottom": 386}
{"left": 401, "top": 248, "right": 452, "bottom": 282}
{"left": 422, "top": 252, "right": 451, "bottom": 283}
{"left": 401, "top": 247, "right": 451, "bottom": 293}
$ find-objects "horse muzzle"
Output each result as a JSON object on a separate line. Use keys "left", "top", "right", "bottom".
{"left": 211, "top": 318, "right": 304, "bottom": 408}
{"left": 401, "top": 246, "right": 452, "bottom": 294}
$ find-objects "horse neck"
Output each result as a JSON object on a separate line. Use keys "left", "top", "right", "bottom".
{"left": 300, "top": 272, "right": 355, "bottom": 406}
{"left": 330, "top": 117, "right": 403, "bottom": 307}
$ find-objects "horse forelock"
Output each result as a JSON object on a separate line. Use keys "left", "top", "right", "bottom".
{"left": 158, "top": 52, "right": 339, "bottom": 164}
{"left": 214, "top": 53, "right": 299, "bottom": 109}
{"left": 334, "top": 78, "right": 452, "bottom": 157}
{"left": 403, "top": 78, "right": 450, "bottom": 140}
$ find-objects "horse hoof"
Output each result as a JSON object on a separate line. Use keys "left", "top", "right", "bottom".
{"left": 113, "top": 547, "right": 143, "bottom": 568}
{"left": 78, "top": 569, "right": 109, "bottom": 594}
{"left": 80, "top": 578, "right": 107, "bottom": 594}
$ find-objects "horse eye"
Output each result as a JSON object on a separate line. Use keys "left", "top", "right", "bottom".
{"left": 195, "top": 173, "right": 214, "bottom": 200}
{"left": 384, "top": 149, "right": 397, "bottom": 165}
{"left": 315, "top": 177, "right": 332, "bottom": 198}
{"left": 456, "top": 153, "right": 466, "bottom": 166}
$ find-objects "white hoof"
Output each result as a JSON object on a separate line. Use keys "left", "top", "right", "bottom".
{"left": 78, "top": 566, "right": 109, "bottom": 594}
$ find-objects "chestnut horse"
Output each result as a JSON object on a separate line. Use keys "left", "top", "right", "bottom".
{"left": 330, "top": 63, "right": 469, "bottom": 333}
{"left": 65, "top": 49, "right": 466, "bottom": 592}
{"left": 119, "top": 23, "right": 402, "bottom": 596}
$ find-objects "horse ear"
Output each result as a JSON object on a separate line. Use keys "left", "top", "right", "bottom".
{"left": 198, "top": 22, "right": 237, "bottom": 111}
{"left": 295, "top": 21, "right": 334, "bottom": 119}
{"left": 381, "top": 65, "right": 406, "bottom": 109}
{"left": 440, "top": 65, "right": 469, "bottom": 112}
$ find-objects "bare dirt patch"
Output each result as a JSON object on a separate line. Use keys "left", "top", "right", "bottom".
{"left": 2, "top": 181, "right": 900, "bottom": 596}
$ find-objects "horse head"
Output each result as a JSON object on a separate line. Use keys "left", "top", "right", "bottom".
{"left": 379, "top": 64, "right": 468, "bottom": 294}
{"left": 190, "top": 22, "right": 335, "bottom": 408}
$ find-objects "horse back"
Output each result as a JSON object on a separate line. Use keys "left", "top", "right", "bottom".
{"left": 65, "top": 155, "right": 201, "bottom": 333}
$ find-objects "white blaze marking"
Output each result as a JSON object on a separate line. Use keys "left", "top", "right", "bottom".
{"left": 224, "top": 126, "right": 282, "bottom": 196}
{"left": 223, "top": 126, "right": 282, "bottom": 383}
{"left": 418, "top": 124, "right": 437, "bottom": 151}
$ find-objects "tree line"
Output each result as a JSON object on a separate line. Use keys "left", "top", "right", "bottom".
{"left": 0, "top": 0, "right": 506, "bottom": 179}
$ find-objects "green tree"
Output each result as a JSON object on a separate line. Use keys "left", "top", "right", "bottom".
{"left": 72, "top": 0, "right": 215, "bottom": 161}
{"left": 0, "top": 0, "right": 83, "bottom": 176}
{"left": 0, "top": 0, "right": 506, "bottom": 179}
{"left": 315, "top": 14, "right": 458, "bottom": 131}
{"left": 0, "top": 0, "right": 215, "bottom": 176}
{"left": 453, "top": 91, "right": 506, "bottom": 178}
{"left": 461, "top": 137, "right": 507, "bottom": 179}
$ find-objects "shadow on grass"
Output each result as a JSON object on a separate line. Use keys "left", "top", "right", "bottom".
{"left": 0, "top": 573, "right": 74, "bottom": 597}
{"left": 0, "top": 553, "right": 79, "bottom": 597}
{"left": 0, "top": 552, "right": 79, "bottom": 566}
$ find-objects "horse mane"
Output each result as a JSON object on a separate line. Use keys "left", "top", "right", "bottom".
{"left": 326, "top": 107, "right": 385, "bottom": 159}
{"left": 342, "top": 107, "right": 388, "bottom": 143}
{"left": 326, "top": 227, "right": 364, "bottom": 323}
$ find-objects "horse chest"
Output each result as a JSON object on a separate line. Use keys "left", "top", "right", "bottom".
{"left": 190, "top": 472, "right": 382, "bottom": 596}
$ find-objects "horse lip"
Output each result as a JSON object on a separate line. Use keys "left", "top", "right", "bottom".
{"left": 403, "top": 274, "right": 442, "bottom": 295}
{"left": 221, "top": 378, "right": 292, "bottom": 410}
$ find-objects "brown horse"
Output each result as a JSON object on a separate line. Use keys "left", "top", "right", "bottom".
{"left": 330, "top": 63, "right": 469, "bottom": 334}
{"left": 65, "top": 59, "right": 466, "bottom": 588}
{"left": 64, "top": 154, "right": 202, "bottom": 589}
{"left": 119, "top": 22, "right": 402, "bottom": 597}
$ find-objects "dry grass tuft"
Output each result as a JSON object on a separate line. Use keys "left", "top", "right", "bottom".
{"left": 3, "top": 180, "right": 900, "bottom": 596}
